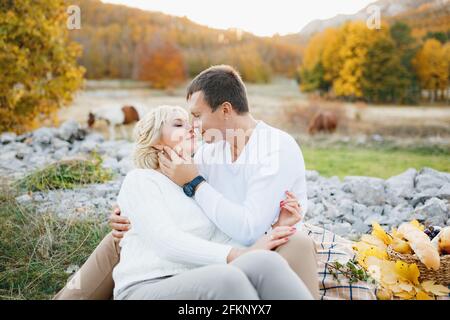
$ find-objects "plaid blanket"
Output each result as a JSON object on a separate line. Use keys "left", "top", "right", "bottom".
{"left": 301, "top": 223, "right": 450, "bottom": 300}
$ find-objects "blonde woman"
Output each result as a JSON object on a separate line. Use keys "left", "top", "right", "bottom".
{"left": 112, "top": 105, "right": 313, "bottom": 300}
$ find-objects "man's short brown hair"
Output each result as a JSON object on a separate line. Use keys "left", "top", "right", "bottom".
{"left": 186, "top": 65, "right": 249, "bottom": 114}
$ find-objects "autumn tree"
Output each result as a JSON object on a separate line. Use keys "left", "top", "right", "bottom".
{"left": 332, "top": 22, "right": 373, "bottom": 99}
{"left": 423, "top": 31, "right": 448, "bottom": 44}
{"left": 444, "top": 43, "right": 450, "bottom": 102}
{"left": 0, "top": 0, "right": 85, "bottom": 133}
{"left": 299, "top": 21, "right": 429, "bottom": 104}
{"left": 413, "top": 39, "right": 449, "bottom": 102}
{"left": 389, "top": 22, "right": 420, "bottom": 104}
{"left": 298, "top": 30, "right": 331, "bottom": 93}
{"left": 133, "top": 35, "right": 186, "bottom": 89}
{"left": 225, "top": 44, "right": 272, "bottom": 84}
{"left": 362, "top": 27, "right": 411, "bottom": 103}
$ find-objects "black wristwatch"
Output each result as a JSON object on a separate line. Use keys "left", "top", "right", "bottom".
{"left": 182, "top": 175, "right": 206, "bottom": 197}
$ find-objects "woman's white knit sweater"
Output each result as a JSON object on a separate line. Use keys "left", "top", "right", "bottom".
{"left": 112, "top": 168, "right": 233, "bottom": 298}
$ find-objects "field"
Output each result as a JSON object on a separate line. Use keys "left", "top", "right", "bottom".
{"left": 302, "top": 146, "right": 450, "bottom": 179}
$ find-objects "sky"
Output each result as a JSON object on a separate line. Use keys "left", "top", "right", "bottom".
{"left": 102, "top": 0, "right": 376, "bottom": 36}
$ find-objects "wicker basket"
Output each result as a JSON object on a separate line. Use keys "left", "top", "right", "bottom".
{"left": 387, "top": 245, "right": 450, "bottom": 285}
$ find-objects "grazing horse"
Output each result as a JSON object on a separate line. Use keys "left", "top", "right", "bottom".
{"left": 87, "top": 105, "right": 141, "bottom": 140}
{"left": 308, "top": 111, "right": 338, "bottom": 135}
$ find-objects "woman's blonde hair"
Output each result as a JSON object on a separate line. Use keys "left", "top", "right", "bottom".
{"left": 133, "top": 105, "right": 188, "bottom": 170}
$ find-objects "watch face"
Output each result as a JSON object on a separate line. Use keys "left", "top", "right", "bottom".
{"left": 183, "top": 184, "right": 194, "bottom": 197}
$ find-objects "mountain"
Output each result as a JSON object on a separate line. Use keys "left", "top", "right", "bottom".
{"left": 297, "top": 0, "right": 446, "bottom": 37}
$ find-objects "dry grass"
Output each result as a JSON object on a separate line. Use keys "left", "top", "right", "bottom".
{"left": 16, "top": 154, "right": 113, "bottom": 192}
{"left": 0, "top": 185, "right": 109, "bottom": 300}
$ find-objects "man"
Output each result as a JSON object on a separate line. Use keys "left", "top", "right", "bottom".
{"left": 54, "top": 65, "right": 319, "bottom": 300}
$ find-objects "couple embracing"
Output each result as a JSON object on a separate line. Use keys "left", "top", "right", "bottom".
{"left": 54, "top": 65, "right": 319, "bottom": 300}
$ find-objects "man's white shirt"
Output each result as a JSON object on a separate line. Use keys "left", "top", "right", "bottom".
{"left": 193, "top": 121, "right": 308, "bottom": 247}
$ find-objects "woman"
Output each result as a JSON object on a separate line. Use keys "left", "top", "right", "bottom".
{"left": 112, "top": 105, "right": 313, "bottom": 300}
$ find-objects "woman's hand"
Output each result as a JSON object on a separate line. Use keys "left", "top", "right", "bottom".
{"left": 109, "top": 205, "right": 131, "bottom": 243}
{"left": 227, "top": 226, "right": 296, "bottom": 262}
{"left": 273, "top": 191, "right": 302, "bottom": 228}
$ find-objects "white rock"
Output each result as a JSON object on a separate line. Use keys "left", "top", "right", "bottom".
{"left": 0, "top": 132, "right": 16, "bottom": 144}
{"left": 343, "top": 176, "right": 386, "bottom": 206}
{"left": 305, "top": 170, "right": 319, "bottom": 182}
{"left": 16, "top": 194, "right": 32, "bottom": 203}
{"left": 118, "top": 158, "right": 134, "bottom": 175}
{"left": 102, "top": 157, "right": 120, "bottom": 171}
{"left": 412, "top": 197, "right": 449, "bottom": 225}
{"left": 371, "top": 134, "right": 383, "bottom": 142}
{"left": 353, "top": 203, "right": 370, "bottom": 219}
{"left": 385, "top": 168, "right": 416, "bottom": 204}
{"left": 52, "top": 138, "right": 71, "bottom": 150}
{"left": 331, "top": 222, "right": 352, "bottom": 235}
{"left": 437, "top": 183, "right": 450, "bottom": 201}
{"left": 415, "top": 167, "right": 450, "bottom": 193}
{"left": 32, "top": 127, "right": 56, "bottom": 145}
{"left": 364, "top": 214, "right": 384, "bottom": 225}
{"left": 58, "top": 120, "right": 85, "bottom": 142}
{"left": 53, "top": 147, "right": 70, "bottom": 160}
{"left": 79, "top": 140, "right": 100, "bottom": 153}
{"left": 84, "top": 132, "right": 105, "bottom": 143}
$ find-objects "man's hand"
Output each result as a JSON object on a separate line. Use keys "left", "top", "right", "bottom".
{"left": 158, "top": 146, "right": 199, "bottom": 186}
{"left": 273, "top": 191, "right": 302, "bottom": 228}
{"left": 109, "top": 205, "right": 131, "bottom": 243}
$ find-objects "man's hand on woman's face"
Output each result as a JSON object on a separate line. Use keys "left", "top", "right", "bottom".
{"left": 109, "top": 205, "right": 131, "bottom": 243}
{"left": 158, "top": 146, "right": 199, "bottom": 186}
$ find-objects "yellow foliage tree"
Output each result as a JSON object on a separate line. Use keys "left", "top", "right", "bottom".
{"left": 0, "top": 0, "right": 85, "bottom": 133}
{"left": 298, "top": 29, "right": 336, "bottom": 93}
{"left": 333, "top": 22, "right": 374, "bottom": 99}
{"left": 413, "top": 39, "right": 449, "bottom": 102}
{"left": 321, "top": 28, "right": 344, "bottom": 84}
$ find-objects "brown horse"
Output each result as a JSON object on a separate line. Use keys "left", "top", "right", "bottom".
{"left": 308, "top": 111, "right": 338, "bottom": 135}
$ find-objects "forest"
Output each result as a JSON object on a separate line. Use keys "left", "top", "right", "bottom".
{"left": 1, "top": 0, "right": 450, "bottom": 132}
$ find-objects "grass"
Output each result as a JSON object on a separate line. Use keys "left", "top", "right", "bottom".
{"left": 1, "top": 153, "right": 113, "bottom": 299}
{"left": 16, "top": 154, "right": 113, "bottom": 192}
{"left": 0, "top": 186, "right": 109, "bottom": 300}
{"left": 303, "top": 146, "right": 450, "bottom": 179}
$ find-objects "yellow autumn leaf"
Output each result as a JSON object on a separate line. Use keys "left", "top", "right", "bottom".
{"left": 360, "top": 234, "right": 387, "bottom": 250}
{"left": 367, "top": 265, "right": 382, "bottom": 282}
{"left": 409, "top": 220, "right": 425, "bottom": 231}
{"left": 421, "top": 281, "right": 450, "bottom": 296}
{"left": 357, "top": 256, "right": 367, "bottom": 269}
{"left": 391, "top": 238, "right": 412, "bottom": 254}
{"left": 390, "top": 227, "right": 404, "bottom": 240}
{"left": 416, "top": 291, "right": 433, "bottom": 300}
{"left": 365, "top": 246, "right": 388, "bottom": 260}
{"left": 376, "top": 288, "right": 393, "bottom": 300}
{"left": 394, "top": 290, "right": 416, "bottom": 300}
{"left": 371, "top": 222, "right": 392, "bottom": 245}
{"left": 381, "top": 271, "right": 398, "bottom": 286}
{"left": 352, "top": 241, "right": 373, "bottom": 253}
{"left": 395, "top": 261, "right": 420, "bottom": 285}
{"left": 398, "top": 282, "right": 414, "bottom": 292}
